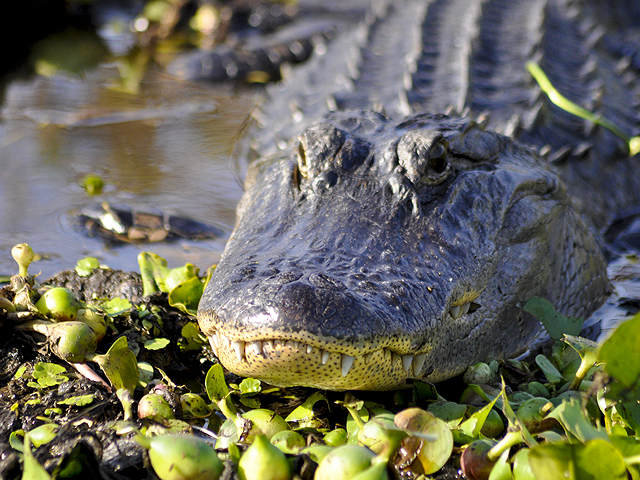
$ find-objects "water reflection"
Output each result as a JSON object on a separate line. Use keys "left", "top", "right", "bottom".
{"left": 0, "top": 65, "right": 255, "bottom": 278}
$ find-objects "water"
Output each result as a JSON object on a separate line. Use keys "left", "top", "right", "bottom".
{"left": 0, "top": 65, "right": 256, "bottom": 278}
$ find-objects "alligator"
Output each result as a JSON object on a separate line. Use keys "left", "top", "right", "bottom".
{"left": 197, "top": 0, "right": 640, "bottom": 390}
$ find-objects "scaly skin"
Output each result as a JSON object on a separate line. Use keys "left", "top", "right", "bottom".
{"left": 198, "top": 0, "right": 640, "bottom": 390}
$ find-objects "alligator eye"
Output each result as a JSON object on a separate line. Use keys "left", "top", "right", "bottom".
{"left": 428, "top": 142, "right": 448, "bottom": 173}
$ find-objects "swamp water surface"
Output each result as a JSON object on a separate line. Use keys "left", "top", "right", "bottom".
{"left": 0, "top": 65, "right": 255, "bottom": 279}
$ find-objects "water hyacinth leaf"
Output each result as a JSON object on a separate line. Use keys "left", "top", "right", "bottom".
{"left": 75, "top": 257, "right": 100, "bottom": 277}
{"left": 512, "top": 448, "right": 536, "bottom": 480}
{"left": 30, "top": 362, "right": 69, "bottom": 388}
{"left": 138, "top": 252, "right": 171, "bottom": 296}
{"left": 239, "top": 378, "right": 262, "bottom": 395}
{"left": 138, "top": 362, "right": 154, "bottom": 388}
{"left": 615, "top": 400, "right": 640, "bottom": 436}
{"left": 286, "top": 391, "right": 328, "bottom": 423}
{"left": 547, "top": 398, "right": 608, "bottom": 443}
{"left": 168, "top": 276, "right": 204, "bottom": 315}
{"left": 498, "top": 380, "right": 537, "bottom": 448}
{"left": 535, "top": 355, "right": 563, "bottom": 384}
{"left": 205, "top": 364, "right": 229, "bottom": 403}
{"left": 9, "top": 430, "right": 25, "bottom": 452}
{"left": 488, "top": 448, "right": 511, "bottom": 480}
{"left": 164, "top": 263, "right": 200, "bottom": 292}
{"left": 529, "top": 439, "right": 627, "bottom": 480}
{"left": 598, "top": 313, "right": 640, "bottom": 389}
{"left": 393, "top": 408, "right": 453, "bottom": 474}
{"left": 22, "top": 437, "right": 52, "bottom": 480}
{"left": 26, "top": 423, "right": 60, "bottom": 447}
{"left": 428, "top": 401, "right": 467, "bottom": 429}
{"left": 100, "top": 297, "right": 132, "bottom": 316}
{"left": 522, "top": 297, "right": 583, "bottom": 340}
{"left": 90, "top": 336, "right": 139, "bottom": 394}
{"left": 178, "top": 322, "right": 207, "bottom": 351}
{"left": 454, "top": 394, "right": 499, "bottom": 443}
{"left": 57, "top": 394, "right": 95, "bottom": 407}
{"left": 144, "top": 338, "right": 171, "bottom": 350}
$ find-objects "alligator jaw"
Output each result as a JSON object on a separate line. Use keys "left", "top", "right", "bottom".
{"left": 207, "top": 331, "right": 430, "bottom": 390}
{"left": 200, "top": 297, "right": 477, "bottom": 390}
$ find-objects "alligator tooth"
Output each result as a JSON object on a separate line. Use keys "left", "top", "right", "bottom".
{"left": 364, "top": 352, "right": 374, "bottom": 364}
{"left": 219, "top": 334, "right": 230, "bottom": 346}
{"left": 460, "top": 303, "right": 470, "bottom": 315}
{"left": 402, "top": 355, "right": 414, "bottom": 372}
{"left": 264, "top": 340, "right": 274, "bottom": 351}
{"left": 413, "top": 354, "right": 426, "bottom": 376}
{"left": 247, "top": 341, "right": 262, "bottom": 356}
{"left": 449, "top": 305, "right": 461, "bottom": 319}
{"left": 208, "top": 337, "right": 219, "bottom": 357}
{"left": 232, "top": 341, "right": 245, "bottom": 362}
{"left": 391, "top": 352, "right": 400, "bottom": 365}
{"left": 306, "top": 345, "right": 314, "bottom": 354}
{"left": 321, "top": 350, "right": 330, "bottom": 365}
{"left": 341, "top": 355, "right": 355, "bottom": 377}
{"left": 210, "top": 332, "right": 219, "bottom": 348}
{"left": 293, "top": 341, "right": 300, "bottom": 349}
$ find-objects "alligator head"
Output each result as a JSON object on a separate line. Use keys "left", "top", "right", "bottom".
{"left": 197, "top": 111, "right": 609, "bottom": 390}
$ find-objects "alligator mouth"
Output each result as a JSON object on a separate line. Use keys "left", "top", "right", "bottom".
{"left": 205, "top": 301, "right": 476, "bottom": 390}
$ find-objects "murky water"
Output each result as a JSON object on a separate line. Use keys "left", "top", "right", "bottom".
{"left": 0, "top": 65, "right": 256, "bottom": 278}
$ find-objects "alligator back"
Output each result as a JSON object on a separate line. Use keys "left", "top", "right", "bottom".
{"left": 250, "top": 0, "right": 640, "bottom": 228}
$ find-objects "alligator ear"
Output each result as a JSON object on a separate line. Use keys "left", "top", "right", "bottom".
{"left": 397, "top": 130, "right": 451, "bottom": 186}
{"left": 448, "top": 123, "right": 505, "bottom": 162}
{"left": 297, "top": 123, "right": 345, "bottom": 178}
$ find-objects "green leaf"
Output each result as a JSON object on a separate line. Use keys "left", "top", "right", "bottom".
{"left": 535, "top": 355, "right": 563, "bottom": 384}
{"left": 615, "top": 400, "right": 640, "bottom": 436}
{"left": 100, "top": 297, "right": 132, "bottom": 316}
{"left": 137, "top": 252, "right": 170, "bottom": 296}
{"left": 454, "top": 394, "right": 500, "bottom": 444}
{"left": 178, "top": 322, "right": 207, "bottom": 351}
{"left": 547, "top": 398, "right": 608, "bottom": 443}
{"left": 22, "top": 437, "right": 52, "bottom": 480}
{"left": 512, "top": 448, "right": 536, "bottom": 480}
{"left": 522, "top": 297, "right": 583, "bottom": 340}
{"left": 286, "top": 391, "right": 328, "bottom": 423}
{"left": 238, "top": 378, "right": 262, "bottom": 395}
{"left": 144, "top": 338, "right": 170, "bottom": 350}
{"left": 168, "top": 276, "right": 204, "bottom": 315}
{"left": 599, "top": 313, "right": 640, "bottom": 389}
{"left": 488, "top": 448, "right": 511, "bottom": 480}
{"left": 164, "top": 263, "right": 200, "bottom": 292}
{"left": 205, "top": 364, "right": 229, "bottom": 403}
{"left": 89, "top": 336, "right": 139, "bottom": 394}
{"left": 30, "top": 362, "right": 69, "bottom": 388}
{"left": 528, "top": 439, "right": 627, "bottom": 480}
{"left": 428, "top": 401, "right": 468, "bottom": 429}
{"left": 75, "top": 257, "right": 100, "bottom": 277}
{"left": 57, "top": 394, "right": 95, "bottom": 407}
{"left": 527, "top": 61, "right": 640, "bottom": 156}
{"left": 9, "top": 430, "right": 25, "bottom": 452}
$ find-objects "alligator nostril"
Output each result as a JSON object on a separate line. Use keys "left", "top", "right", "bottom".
{"left": 312, "top": 170, "right": 338, "bottom": 191}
